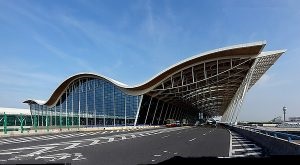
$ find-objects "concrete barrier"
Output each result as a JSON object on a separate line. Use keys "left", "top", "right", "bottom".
{"left": 0, "top": 125, "right": 162, "bottom": 138}
{"left": 224, "top": 124, "right": 300, "bottom": 155}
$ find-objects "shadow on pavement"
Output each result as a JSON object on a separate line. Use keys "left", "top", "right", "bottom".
{"left": 141, "top": 155, "right": 300, "bottom": 164}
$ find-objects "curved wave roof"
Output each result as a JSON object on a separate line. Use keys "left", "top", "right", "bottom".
{"left": 24, "top": 41, "right": 285, "bottom": 116}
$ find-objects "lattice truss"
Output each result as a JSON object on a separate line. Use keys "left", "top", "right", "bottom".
{"left": 146, "top": 51, "right": 284, "bottom": 122}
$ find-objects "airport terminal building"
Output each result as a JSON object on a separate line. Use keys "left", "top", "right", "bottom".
{"left": 22, "top": 41, "right": 285, "bottom": 128}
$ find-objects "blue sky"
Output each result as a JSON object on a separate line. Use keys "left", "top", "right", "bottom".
{"left": 0, "top": 0, "right": 299, "bottom": 122}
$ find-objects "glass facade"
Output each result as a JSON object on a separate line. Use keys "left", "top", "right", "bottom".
{"left": 30, "top": 78, "right": 142, "bottom": 127}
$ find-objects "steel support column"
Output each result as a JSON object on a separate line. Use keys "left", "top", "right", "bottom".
{"left": 144, "top": 97, "right": 153, "bottom": 125}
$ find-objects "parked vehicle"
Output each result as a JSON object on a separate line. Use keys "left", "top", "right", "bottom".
{"left": 165, "top": 119, "right": 178, "bottom": 127}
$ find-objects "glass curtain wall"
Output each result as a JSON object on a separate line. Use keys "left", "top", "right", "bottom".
{"left": 29, "top": 78, "right": 142, "bottom": 127}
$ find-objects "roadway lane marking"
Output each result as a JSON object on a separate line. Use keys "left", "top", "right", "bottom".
{"left": 1, "top": 139, "right": 17, "bottom": 143}
{"left": 151, "top": 160, "right": 155, "bottom": 162}
{"left": 163, "top": 151, "right": 168, "bottom": 153}
{"left": 139, "top": 134, "right": 145, "bottom": 136}
{"left": 77, "top": 133, "right": 86, "bottom": 136}
{"left": 233, "top": 147, "right": 262, "bottom": 152}
{"left": 14, "top": 138, "right": 31, "bottom": 142}
{"left": 64, "top": 143, "right": 81, "bottom": 150}
{"left": 189, "top": 138, "right": 196, "bottom": 142}
{"left": 87, "top": 132, "right": 97, "bottom": 135}
{"left": 0, "top": 127, "right": 190, "bottom": 159}
{"left": 0, "top": 151, "right": 20, "bottom": 155}
{"left": 203, "top": 133, "right": 206, "bottom": 135}
{"left": 89, "top": 140, "right": 101, "bottom": 145}
{"left": 152, "top": 131, "right": 160, "bottom": 134}
{"left": 9, "top": 139, "right": 28, "bottom": 143}
{"left": 161, "top": 135, "right": 169, "bottom": 138}
{"left": 153, "top": 155, "right": 161, "bottom": 157}
{"left": 232, "top": 144, "right": 256, "bottom": 147}
{"left": 31, "top": 136, "right": 44, "bottom": 140}
{"left": 174, "top": 152, "right": 178, "bottom": 155}
{"left": 235, "top": 140, "right": 252, "bottom": 143}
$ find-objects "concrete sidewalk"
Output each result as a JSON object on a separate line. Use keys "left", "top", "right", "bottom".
{"left": 0, "top": 125, "right": 161, "bottom": 138}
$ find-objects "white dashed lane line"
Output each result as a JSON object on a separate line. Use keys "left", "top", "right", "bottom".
{"left": 189, "top": 138, "right": 196, "bottom": 142}
{"left": 161, "top": 135, "right": 169, "bottom": 139}
{"left": 108, "top": 138, "right": 114, "bottom": 142}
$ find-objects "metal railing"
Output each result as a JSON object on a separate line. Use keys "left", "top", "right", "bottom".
{"left": 233, "top": 125, "right": 300, "bottom": 142}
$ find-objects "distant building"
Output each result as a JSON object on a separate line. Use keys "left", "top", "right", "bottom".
{"left": 289, "top": 117, "right": 300, "bottom": 122}
{"left": 0, "top": 41, "right": 285, "bottom": 128}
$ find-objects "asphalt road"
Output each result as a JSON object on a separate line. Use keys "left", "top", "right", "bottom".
{"left": 0, "top": 125, "right": 230, "bottom": 164}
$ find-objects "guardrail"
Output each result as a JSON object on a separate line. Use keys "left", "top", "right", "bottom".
{"left": 235, "top": 125, "right": 300, "bottom": 142}
{"left": 223, "top": 124, "right": 300, "bottom": 155}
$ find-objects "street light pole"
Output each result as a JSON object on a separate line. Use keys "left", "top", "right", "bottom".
{"left": 283, "top": 106, "right": 287, "bottom": 122}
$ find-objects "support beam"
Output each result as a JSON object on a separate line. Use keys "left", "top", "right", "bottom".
{"left": 144, "top": 97, "right": 153, "bottom": 125}
{"left": 134, "top": 95, "right": 143, "bottom": 126}
{"left": 151, "top": 100, "right": 160, "bottom": 125}
{"left": 163, "top": 104, "right": 170, "bottom": 124}
{"left": 158, "top": 102, "right": 165, "bottom": 125}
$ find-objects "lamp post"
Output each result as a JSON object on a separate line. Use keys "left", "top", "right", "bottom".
{"left": 283, "top": 106, "right": 287, "bottom": 122}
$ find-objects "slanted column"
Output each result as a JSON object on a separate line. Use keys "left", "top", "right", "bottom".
{"left": 151, "top": 100, "right": 160, "bottom": 125}
{"left": 144, "top": 97, "right": 153, "bottom": 125}
{"left": 157, "top": 102, "right": 165, "bottom": 125}
{"left": 163, "top": 104, "right": 170, "bottom": 123}
{"left": 167, "top": 105, "right": 174, "bottom": 119}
